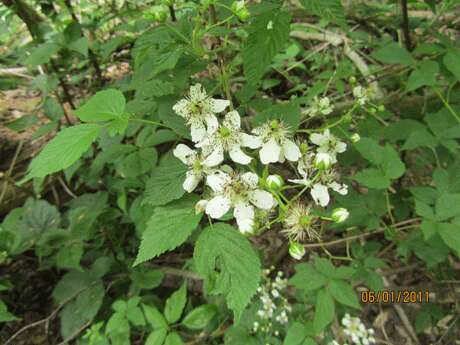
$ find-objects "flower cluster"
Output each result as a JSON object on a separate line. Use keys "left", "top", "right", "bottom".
{"left": 330, "top": 314, "right": 376, "bottom": 345}
{"left": 172, "top": 84, "right": 350, "bottom": 246}
{"left": 252, "top": 268, "right": 291, "bottom": 339}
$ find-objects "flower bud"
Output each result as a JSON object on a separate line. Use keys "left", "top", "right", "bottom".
{"left": 231, "top": 1, "right": 250, "bottom": 21}
{"left": 289, "top": 242, "right": 305, "bottom": 260}
{"left": 350, "top": 133, "right": 361, "bottom": 143}
{"left": 314, "top": 152, "right": 333, "bottom": 170}
{"left": 349, "top": 76, "right": 357, "bottom": 84}
{"left": 332, "top": 208, "right": 349, "bottom": 223}
{"left": 369, "top": 107, "right": 376, "bottom": 114}
{"left": 377, "top": 105, "right": 385, "bottom": 112}
{"left": 266, "top": 174, "right": 284, "bottom": 189}
{"left": 195, "top": 200, "right": 208, "bottom": 214}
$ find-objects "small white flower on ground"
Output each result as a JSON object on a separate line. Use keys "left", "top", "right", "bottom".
{"left": 350, "top": 133, "right": 361, "bottom": 143}
{"left": 332, "top": 208, "right": 349, "bottom": 223}
{"left": 310, "top": 129, "right": 346, "bottom": 164}
{"left": 341, "top": 314, "right": 376, "bottom": 345}
{"left": 173, "top": 144, "right": 217, "bottom": 192}
{"left": 252, "top": 120, "right": 301, "bottom": 164}
{"left": 173, "top": 84, "right": 230, "bottom": 142}
{"left": 288, "top": 241, "right": 305, "bottom": 260}
{"left": 266, "top": 174, "right": 284, "bottom": 189}
{"left": 197, "top": 110, "right": 261, "bottom": 166}
{"left": 203, "top": 171, "right": 275, "bottom": 233}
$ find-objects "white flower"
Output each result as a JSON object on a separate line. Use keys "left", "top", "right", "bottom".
{"left": 197, "top": 110, "right": 261, "bottom": 166}
{"left": 288, "top": 241, "right": 305, "bottom": 260}
{"left": 195, "top": 199, "right": 208, "bottom": 214}
{"left": 353, "top": 85, "right": 369, "bottom": 106}
{"left": 310, "top": 129, "right": 346, "bottom": 164}
{"left": 311, "top": 181, "right": 348, "bottom": 207}
{"left": 332, "top": 208, "right": 349, "bottom": 223}
{"left": 252, "top": 120, "right": 301, "bottom": 165}
{"left": 203, "top": 171, "right": 275, "bottom": 233}
{"left": 305, "top": 96, "right": 334, "bottom": 117}
{"left": 283, "top": 202, "right": 320, "bottom": 241}
{"left": 266, "top": 174, "right": 284, "bottom": 189}
{"left": 341, "top": 314, "right": 376, "bottom": 345}
{"left": 173, "top": 144, "right": 216, "bottom": 192}
{"left": 173, "top": 84, "right": 230, "bottom": 142}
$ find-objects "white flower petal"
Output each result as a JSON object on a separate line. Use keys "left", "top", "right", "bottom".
{"left": 202, "top": 146, "right": 224, "bottom": 167}
{"left": 241, "top": 172, "right": 258, "bottom": 188}
{"left": 172, "top": 99, "right": 189, "bottom": 118}
{"left": 249, "top": 190, "right": 274, "bottom": 209}
{"left": 329, "top": 181, "right": 348, "bottom": 195}
{"left": 229, "top": 145, "right": 251, "bottom": 165}
{"left": 336, "top": 141, "right": 347, "bottom": 153}
{"left": 259, "top": 138, "right": 281, "bottom": 164}
{"left": 223, "top": 110, "right": 241, "bottom": 129}
{"left": 205, "top": 195, "right": 231, "bottom": 219}
{"left": 288, "top": 178, "right": 310, "bottom": 186}
{"left": 205, "top": 114, "right": 219, "bottom": 135}
{"left": 195, "top": 199, "right": 208, "bottom": 214}
{"left": 283, "top": 139, "right": 301, "bottom": 162}
{"left": 211, "top": 99, "right": 230, "bottom": 113}
{"left": 311, "top": 183, "right": 330, "bottom": 207}
{"left": 189, "top": 83, "right": 206, "bottom": 101}
{"left": 206, "top": 170, "right": 230, "bottom": 192}
{"left": 183, "top": 171, "right": 201, "bottom": 192}
{"left": 241, "top": 133, "right": 262, "bottom": 149}
{"left": 173, "top": 144, "right": 195, "bottom": 165}
{"left": 234, "top": 202, "right": 255, "bottom": 234}
{"left": 190, "top": 122, "right": 207, "bottom": 143}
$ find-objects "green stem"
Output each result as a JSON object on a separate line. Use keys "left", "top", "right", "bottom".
{"left": 129, "top": 118, "right": 175, "bottom": 130}
{"left": 433, "top": 87, "right": 460, "bottom": 124}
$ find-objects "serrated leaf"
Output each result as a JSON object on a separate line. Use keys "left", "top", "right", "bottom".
{"left": 407, "top": 61, "right": 439, "bottom": 91}
{"left": 435, "top": 194, "right": 460, "bottom": 221}
{"left": 243, "top": 11, "right": 291, "bottom": 85}
{"left": 75, "top": 89, "right": 126, "bottom": 122}
{"left": 289, "top": 263, "right": 328, "bottom": 291}
{"left": 381, "top": 144, "right": 406, "bottom": 179}
{"left": 443, "top": 50, "right": 460, "bottom": 81}
{"left": 164, "top": 332, "right": 184, "bottom": 345}
{"left": 142, "top": 305, "right": 168, "bottom": 329}
{"left": 354, "top": 168, "right": 390, "bottom": 189}
{"left": 146, "top": 329, "right": 168, "bottom": 345}
{"left": 313, "top": 290, "right": 334, "bottom": 332}
{"left": 283, "top": 321, "right": 308, "bottom": 345}
{"left": 25, "top": 42, "right": 60, "bottom": 66}
{"left": 299, "top": 0, "right": 347, "bottom": 27}
{"left": 182, "top": 304, "right": 217, "bottom": 330}
{"left": 372, "top": 42, "right": 414, "bottom": 66}
{"left": 354, "top": 137, "right": 384, "bottom": 165}
{"left": 143, "top": 155, "right": 187, "bottom": 206}
{"left": 437, "top": 223, "right": 460, "bottom": 257}
{"left": 135, "top": 195, "right": 202, "bottom": 265}
{"left": 24, "top": 124, "right": 101, "bottom": 181}
{"left": 329, "top": 280, "right": 360, "bottom": 309}
{"left": 165, "top": 284, "right": 187, "bottom": 324}
{"left": 194, "top": 223, "right": 261, "bottom": 322}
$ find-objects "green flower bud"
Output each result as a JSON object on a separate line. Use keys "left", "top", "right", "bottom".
{"left": 314, "top": 153, "right": 333, "bottom": 170}
{"left": 289, "top": 242, "right": 306, "bottom": 260}
{"left": 266, "top": 174, "right": 284, "bottom": 189}
{"left": 332, "top": 208, "right": 349, "bottom": 223}
{"left": 349, "top": 76, "right": 357, "bottom": 84}
{"left": 231, "top": 1, "right": 250, "bottom": 21}
{"left": 350, "top": 133, "right": 361, "bottom": 143}
{"left": 377, "top": 105, "right": 385, "bottom": 112}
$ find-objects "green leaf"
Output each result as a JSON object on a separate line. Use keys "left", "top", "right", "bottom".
{"left": 24, "top": 124, "right": 101, "bottom": 181}
{"left": 75, "top": 89, "right": 126, "bottom": 122}
{"left": 289, "top": 263, "right": 328, "bottom": 291}
{"left": 407, "top": 61, "right": 439, "bottom": 91}
{"left": 131, "top": 269, "right": 164, "bottom": 290}
{"left": 243, "top": 11, "right": 291, "bottom": 84}
{"left": 182, "top": 304, "right": 217, "bottom": 330}
{"left": 119, "top": 147, "right": 158, "bottom": 178}
{"left": 135, "top": 195, "right": 202, "bottom": 265}
{"left": 25, "top": 42, "right": 60, "bottom": 66}
{"left": 313, "top": 290, "right": 334, "bottom": 332}
{"left": 437, "top": 223, "right": 460, "bottom": 257}
{"left": 143, "top": 305, "right": 168, "bottom": 329}
{"left": 164, "top": 284, "right": 187, "bottom": 324}
{"left": 5, "top": 114, "right": 38, "bottom": 132}
{"left": 354, "top": 168, "right": 390, "bottom": 189}
{"left": 354, "top": 137, "right": 384, "bottom": 165}
{"left": 164, "top": 332, "right": 184, "bottom": 345}
{"left": 299, "top": 0, "right": 347, "bottom": 27}
{"left": 372, "top": 42, "right": 414, "bottom": 66}
{"left": 143, "top": 155, "right": 187, "bottom": 206}
{"left": 146, "top": 329, "right": 168, "bottom": 345}
{"left": 194, "top": 223, "right": 261, "bottom": 322}
{"left": 381, "top": 144, "right": 406, "bottom": 179}
{"left": 403, "top": 129, "right": 437, "bottom": 150}
{"left": 314, "top": 258, "right": 336, "bottom": 278}
{"left": 68, "top": 37, "right": 88, "bottom": 57}
{"left": 283, "top": 322, "right": 308, "bottom": 345}
{"left": 43, "top": 97, "right": 64, "bottom": 121}
{"left": 435, "top": 194, "right": 460, "bottom": 221}
{"left": 329, "top": 280, "right": 360, "bottom": 309}
{"left": 443, "top": 50, "right": 460, "bottom": 80}
{"left": 0, "top": 300, "right": 19, "bottom": 322}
